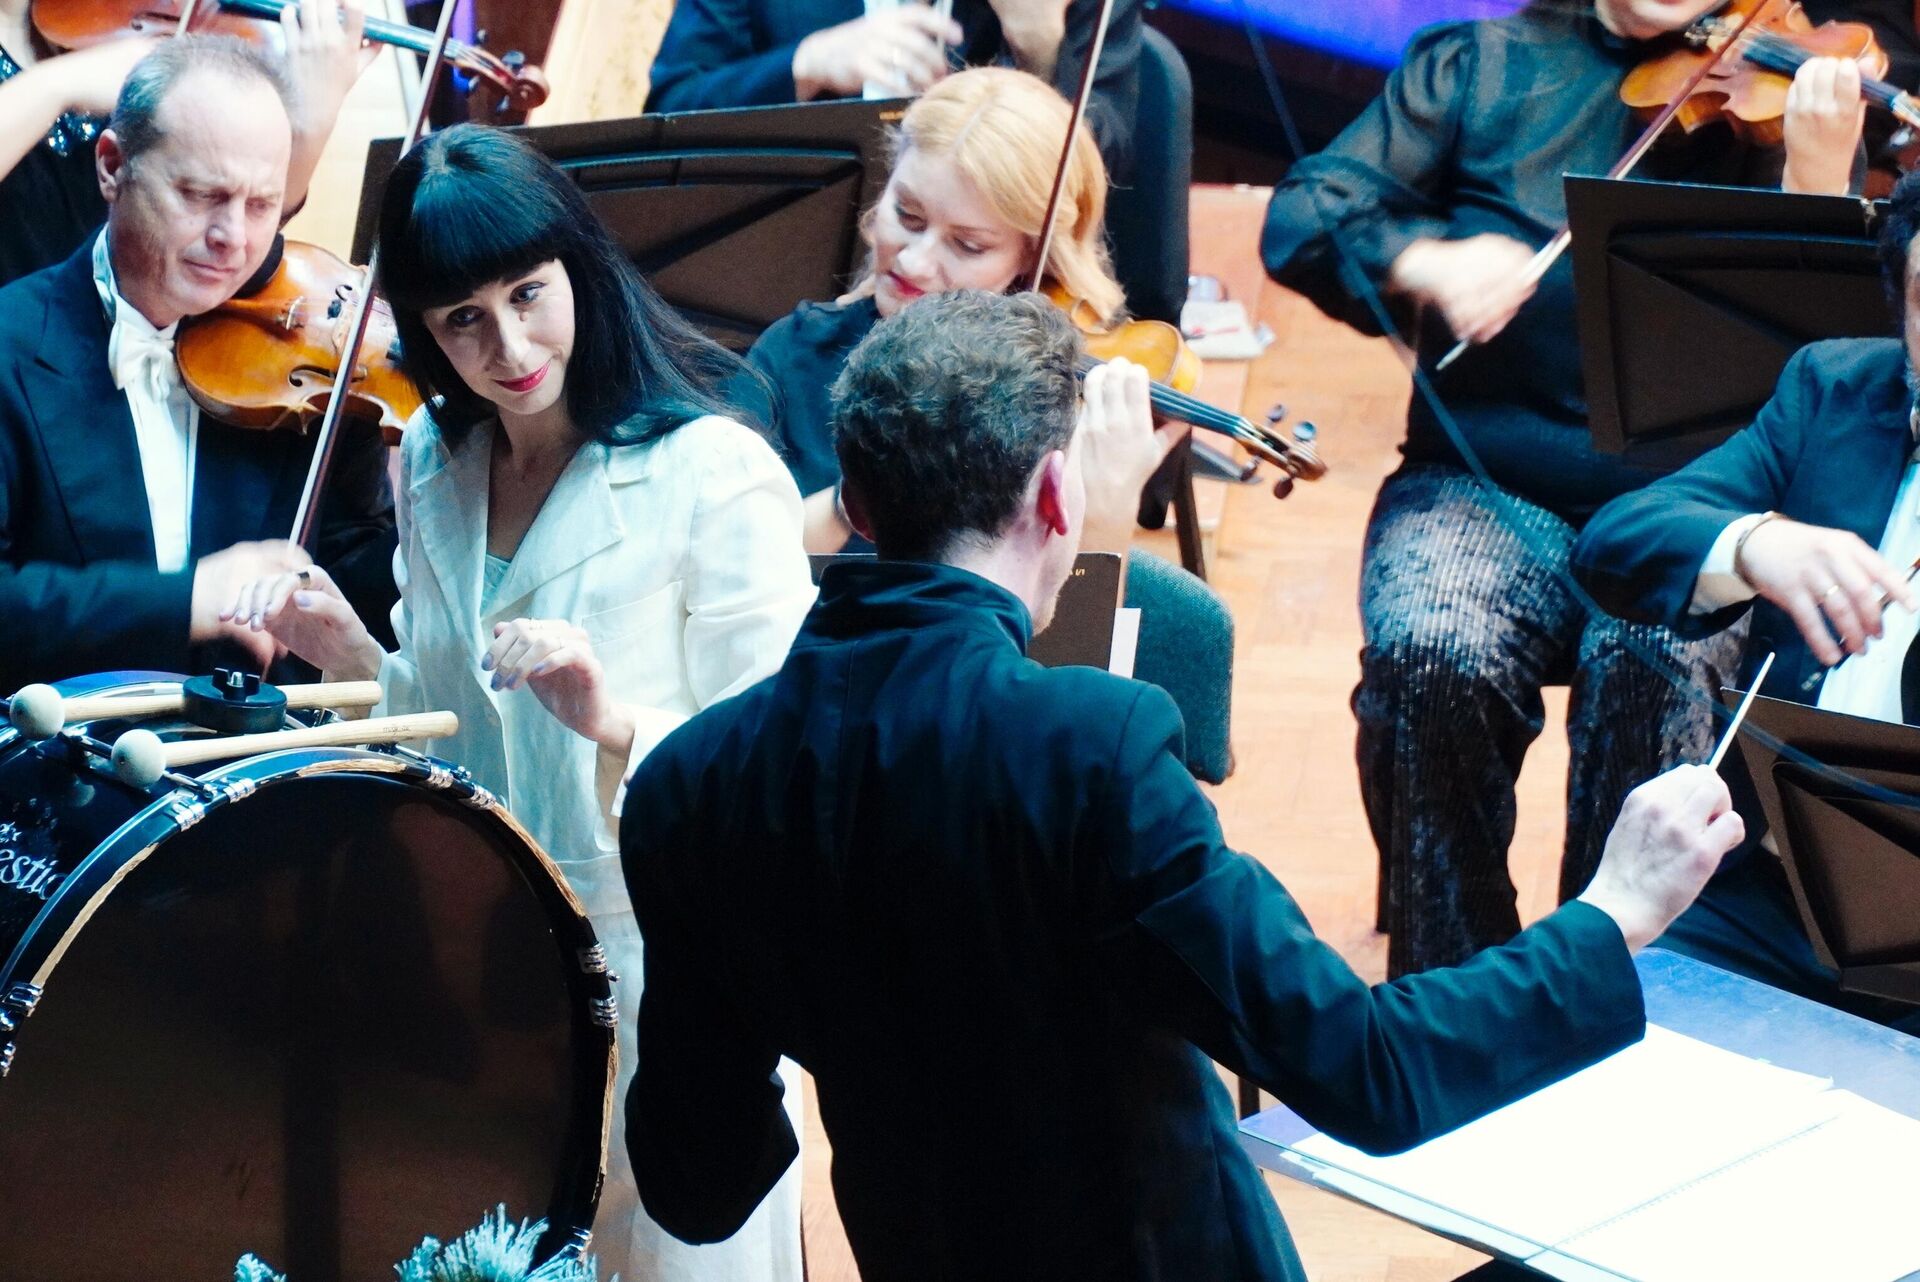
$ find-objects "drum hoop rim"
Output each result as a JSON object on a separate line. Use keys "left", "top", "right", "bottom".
{"left": 11, "top": 749, "right": 602, "bottom": 989}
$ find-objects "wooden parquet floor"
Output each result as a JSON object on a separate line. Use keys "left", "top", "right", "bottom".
{"left": 795, "top": 184, "right": 1573, "bottom": 1281}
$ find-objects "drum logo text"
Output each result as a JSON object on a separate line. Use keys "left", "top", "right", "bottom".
{"left": 0, "top": 826, "right": 60, "bottom": 901}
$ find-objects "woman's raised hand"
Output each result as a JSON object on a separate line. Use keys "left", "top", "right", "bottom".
{"left": 483, "top": 618, "right": 636, "bottom": 755}
{"left": 221, "top": 562, "right": 384, "bottom": 681}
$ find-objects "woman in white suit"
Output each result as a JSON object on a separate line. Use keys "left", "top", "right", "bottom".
{"left": 225, "top": 123, "right": 812, "bottom": 1282}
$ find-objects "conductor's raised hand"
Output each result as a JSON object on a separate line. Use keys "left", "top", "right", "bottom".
{"left": 484, "top": 618, "right": 635, "bottom": 754}
{"left": 1578, "top": 764, "right": 1745, "bottom": 952}
{"left": 221, "top": 562, "right": 384, "bottom": 681}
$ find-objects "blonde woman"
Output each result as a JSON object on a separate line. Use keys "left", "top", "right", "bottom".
{"left": 742, "top": 65, "right": 1127, "bottom": 553}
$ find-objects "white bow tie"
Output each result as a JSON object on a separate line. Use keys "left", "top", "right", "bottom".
{"left": 108, "top": 318, "right": 179, "bottom": 404}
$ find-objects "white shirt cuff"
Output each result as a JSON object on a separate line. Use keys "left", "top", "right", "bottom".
{"left": 1692, "top": 514, "right": 1767, "bottom": 614}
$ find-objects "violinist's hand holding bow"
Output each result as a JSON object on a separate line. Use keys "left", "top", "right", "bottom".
{"left": 194, "top": 540, "right": 307, "bottom": 670}
{"left": 1388, "top": 233, "right": 1538, "bottom": 349}
{"left": 1730, "top": 516, "right": 1917, "bottom": 666}
{"left": 1781, "top": 54, "right": 1867, "bottom": 196}
{"left": 484, "top": 619, "right": 636, "bottom": 757}
{"left": 221, "top": 562, "right": 385, "bottom": 683}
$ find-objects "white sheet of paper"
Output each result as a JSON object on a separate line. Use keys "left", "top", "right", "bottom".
{"left": 1180, "top": 300, "right": 1272, "bottom": 360}
{"left": 1108, "top": 607, "right": 1140, "bottom": 678}
{"left": 1292, "top": 1025, "right": 1836, "bottom": 1248}
{"left": 1552, "top": 1091, "right": 1920, "bottom": 1282}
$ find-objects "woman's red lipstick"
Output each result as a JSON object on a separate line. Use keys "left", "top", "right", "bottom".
{"left": 495, "top": 362, "right": 550, "bottom": 394}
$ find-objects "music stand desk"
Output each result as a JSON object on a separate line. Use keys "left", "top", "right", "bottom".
{"left": 1567, "top": 175, "right": 1890, "bottom": 472}
{"left": 1239, "top": 948, "right": 1920, "bottom": 1278}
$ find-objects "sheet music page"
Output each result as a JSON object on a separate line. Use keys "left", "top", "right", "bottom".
{"left": 1293, "top": 1025, "right": 1836, "bottom": 1249}
{"left": 1543, "top": 1090, "right": 1920, "bottom": 1282}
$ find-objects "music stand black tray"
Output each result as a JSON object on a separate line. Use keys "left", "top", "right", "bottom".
{"left": 808, "top": 552, "right": 1123, "bottom": 671}
{"left": 1568, "top": 174, "right": 1892, "bottom": 472}
{"left": 1731, "top": 692, "right": 1920, "bottom": 1006}
{"left": 351, "top": 98, "right": 902, "bottom": 350}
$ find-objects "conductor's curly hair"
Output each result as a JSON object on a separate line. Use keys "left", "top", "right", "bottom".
{"left": 831, "top": 290, "right": 1084, "bottom": 562}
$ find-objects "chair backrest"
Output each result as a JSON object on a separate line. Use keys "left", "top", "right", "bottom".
{"left": 1106, "top": 25, "right": 1193, "bottom": 326}
{"left": 1124, "top": 551, "right": 1232, "bottom": 783}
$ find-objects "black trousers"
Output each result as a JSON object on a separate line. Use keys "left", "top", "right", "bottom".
{"left": 1356, "top": 465, "right": 1747, "bottom": 976}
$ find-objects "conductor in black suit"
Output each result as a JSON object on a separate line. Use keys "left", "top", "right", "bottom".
{"left": 619, "top": 290, "right": 1746, "bottom": 1280}
{"left": 644, "top": 0, "right": 1141, "bottom": 176}
{"left": 1572, "top": 170, "right": 1920, "bottom": 1033}
{"left": 0, "top": 36, "right": 395, "bottom": 693}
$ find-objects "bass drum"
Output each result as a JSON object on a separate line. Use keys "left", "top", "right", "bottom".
{"left": 0, "top": 674, "right": 615, "bottom": 1280}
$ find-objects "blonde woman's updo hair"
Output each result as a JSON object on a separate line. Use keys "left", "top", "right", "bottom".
{"left": 865, "top": 66, "right": 1125, "bottom": 324}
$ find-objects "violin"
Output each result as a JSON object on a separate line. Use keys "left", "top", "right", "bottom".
{"left": 1620, "top": 0, "right": 1917, "bottom": 145}
{"left": 175, "top": 239, "right": 420, "bottom": 443}
{"left": 1026, "top": 0, "right": 1326, "bottom": 499}
{"left": 1045, "top": 287, "right": 1325, "bottom": 497}
{"left": 1435, "top": 0, "right": 1876, "bottom": 374}
{"left": 32, "top": 0, "right": 549, "bottom": 110}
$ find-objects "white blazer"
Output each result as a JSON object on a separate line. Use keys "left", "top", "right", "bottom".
{"left": 376, "top": 408, "right": 816, "bottom": 917}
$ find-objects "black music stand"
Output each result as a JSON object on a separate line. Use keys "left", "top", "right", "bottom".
{"left": 1568, "top": 175, "right": 1893, "bottom": 472}
{"left": 808, "top": 552, "right": 1124, "bottom": 670}
{"left": 351, "top": 99, "right": 902, "bottom": 349}
{"left": 1731, "top": 693, "right": 1920, "bottom": 1007}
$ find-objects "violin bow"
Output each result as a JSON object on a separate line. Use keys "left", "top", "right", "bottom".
{"left": 1432, "top": 0, "right": 1777, "bottom": 373}
{"left": 1027, "top": 0, "right": 1116, "bottom": 293}
{"left": 285, "top": 0, "right": 461, "bottom": 552}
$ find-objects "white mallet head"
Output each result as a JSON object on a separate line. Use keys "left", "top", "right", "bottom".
{"left": 110, "top": 729, "right": 167, "bottom": 790}
{"left": 8, "top": 684, "right": 65, "bottom": 740}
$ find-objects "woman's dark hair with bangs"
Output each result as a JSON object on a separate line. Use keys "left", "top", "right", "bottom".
{"left": 377, "top": 124, "right": 753, "bottom": 444}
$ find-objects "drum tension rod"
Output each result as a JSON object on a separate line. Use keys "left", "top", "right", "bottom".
{"left": 0, "top": 982, "right": 43, "bottom": 1078}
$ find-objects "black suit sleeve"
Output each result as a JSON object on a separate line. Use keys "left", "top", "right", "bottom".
{"left": 1573, "top": 347, "right": 1814, "bottom": 640}
{"left": 644, "top": 0, "right": 803, "bottom": 113}
{"left": 0, "top": 429, "right": 194, "bottom": 689}
{"left": 1260, "top": 23, "right": 1471, "bottom": 337}
{"left": 622, "top": 774, "right": 798, "bottom": 1243}
{"left": 1090, "top": 685, "right": 1645, "bottom": 1155}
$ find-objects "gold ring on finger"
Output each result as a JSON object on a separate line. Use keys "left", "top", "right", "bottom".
{"left": 1822, "top": 583, "right": 1842, "bottom": 602}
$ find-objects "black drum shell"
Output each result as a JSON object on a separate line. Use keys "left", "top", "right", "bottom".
{"left": 0, "top": 673, "right": 613, "bottom": 1280}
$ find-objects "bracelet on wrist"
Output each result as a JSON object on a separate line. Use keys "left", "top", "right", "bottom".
{"left": 1732, "top": 511, "right": 1781, "bottom": 589}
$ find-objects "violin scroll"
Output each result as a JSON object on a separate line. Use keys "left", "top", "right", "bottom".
{"left": 32, "top": 0, "right": 554, "bottom": 113}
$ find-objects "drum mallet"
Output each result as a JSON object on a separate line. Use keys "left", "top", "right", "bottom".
{"left": 109, "top": 711, "right": 459, "bottom": 789}
{"left": 6, "top": 681, "right": 384, "bottom": 737}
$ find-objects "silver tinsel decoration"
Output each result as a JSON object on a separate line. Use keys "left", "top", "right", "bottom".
{"left": 236, "top": 1206, "right": 607, "bottom": 1282}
